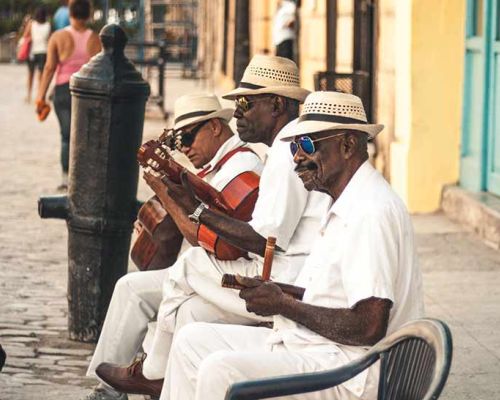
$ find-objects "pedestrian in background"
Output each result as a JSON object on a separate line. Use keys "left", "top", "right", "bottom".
{"left": 23, "top": 6, "right": 51, "bottom": 103}
{"left": 36, "top": 0, "right": 100, "bottom": 190}
{"left": 53, "top": 0, "right": 70, "bottom": 31}
{"left": 272, "top": 0, "right": 297, "bottom": 61}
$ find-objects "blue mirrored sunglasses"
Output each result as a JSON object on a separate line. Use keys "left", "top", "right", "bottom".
{"left": 290, "top": 133, "right": 346, "bottom": 156}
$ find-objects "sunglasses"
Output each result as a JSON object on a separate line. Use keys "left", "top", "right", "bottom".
{"left": 290, "top": 133, "right": 346, "bottom": 156}
{"left": 235, "top": 96, "right": 273, "bottom": 112}
{"left": 174, "top": 120, "right": 209, "bottom": 149}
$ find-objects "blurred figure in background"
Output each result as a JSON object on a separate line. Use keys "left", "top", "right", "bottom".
{"left": 22, "top": 6, "right": 51, "bottom": 103}
{"left": 272, "top": 0, "right": 297, "bottom": 61}
{"left": 36, "top": 0, "right": 100, "bottom": 190}
{"left": 53, "top": 0, "right": 71, "bottom": 31}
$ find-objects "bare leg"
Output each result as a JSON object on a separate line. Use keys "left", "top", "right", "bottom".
{"left": 26, "top": 66, "right": 34, "bottom": 103}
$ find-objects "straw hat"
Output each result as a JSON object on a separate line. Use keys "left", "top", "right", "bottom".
{"left": 280, "top": 91, "right": 384, "bottom": 140}
{"left": 173, "top": 94, "right": 233, "bottom": 130}
{"left": 222, "top": 55, "right": 310, "bottom": 102}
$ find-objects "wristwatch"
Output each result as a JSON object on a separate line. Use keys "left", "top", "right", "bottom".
{"left": 188, "top": 202, "right": 208, "bottom": 224}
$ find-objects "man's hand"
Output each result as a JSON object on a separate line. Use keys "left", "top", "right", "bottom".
{"left": 237, "top": 275, "right": 286, "bottom": 316}
{"left": 143, "top": 171, "right": 166, "bottom": 197}
{"left": 162, "top": 170, "right": 199, "bottom": 214}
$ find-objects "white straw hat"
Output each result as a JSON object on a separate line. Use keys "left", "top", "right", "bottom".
{"left": 222, "top": 55, "right": 310, "bottom": 102}
{"left": 173, "top": 94, "right": 233, "bottom": 130}
{"left": 280, "top": 91, "right": 384, "bottom": 141}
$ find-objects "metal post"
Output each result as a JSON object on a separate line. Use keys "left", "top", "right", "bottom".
{"left": 38, "top": 24, "right": 150, "bottom": 343}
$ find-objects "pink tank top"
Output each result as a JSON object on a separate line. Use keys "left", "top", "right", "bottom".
{"left": 56, "top": 26, "right": 93, "bottom": 85}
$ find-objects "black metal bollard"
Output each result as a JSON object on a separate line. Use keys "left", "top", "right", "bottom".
{"left": 38, "top": 24, "right": 150, "bottom": 342}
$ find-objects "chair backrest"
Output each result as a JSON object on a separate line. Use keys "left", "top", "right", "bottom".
{"left": 374, "top": 319, "right": 453, "bottom": 400}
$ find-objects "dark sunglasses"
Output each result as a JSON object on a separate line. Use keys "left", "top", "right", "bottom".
{"left": 290, "top": 133, "right": 346, "bottom": 156}
{"left": 235, "top": 96, "right": 273, "bottom": 112}
{"left": 174, "top": 120, "right": 209, "bottom": 149}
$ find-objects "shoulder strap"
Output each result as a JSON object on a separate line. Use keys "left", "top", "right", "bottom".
{"left": 211, "top": 146, "right": 255, "bottom": 174}
{"left": 196, "top": 146, "right": 255, "bottom": 179}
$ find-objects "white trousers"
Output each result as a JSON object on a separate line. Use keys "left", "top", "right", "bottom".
{"left": 149, "top": 247, "right": 304, "bottom": 379}
{"left": 87, "top": 247, "right": 305, "bottom": 380}
{"left": 156, "top": 247, "right": 304, "bottom": 333}
{"left": 161, "top": 322, "right": 375, "bottom": 400}
{"left": 86, "top": 269, "right": 165, "bottom": 377}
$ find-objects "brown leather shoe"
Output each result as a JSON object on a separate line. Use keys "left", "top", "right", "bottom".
{"left": 95, "top": 356, "right": 163, "bottom": 397}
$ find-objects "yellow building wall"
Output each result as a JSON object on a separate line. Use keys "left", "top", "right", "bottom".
{"left": 391, "top": 0, "right": 465, "bottom": 212}
{"left": 298, "top": 0, "right": 327, "bottom": 90}
{"left": 373, "top": 0, "right": 396, "bottom": 178}
{"left": 250, "top": 0, "right": 278, "bottom": 55}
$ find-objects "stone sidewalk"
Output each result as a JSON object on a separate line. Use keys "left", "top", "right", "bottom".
{"left": 0, "top": 63, "right": 499, "bottom": 399}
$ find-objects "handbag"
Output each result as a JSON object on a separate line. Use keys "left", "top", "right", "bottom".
{"left": 17, "top": 36, "right": 31, "bottom": 62}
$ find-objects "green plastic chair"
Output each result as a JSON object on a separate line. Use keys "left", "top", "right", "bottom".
{"left": 225, "top": 318, "right": 453, "bottom": 400}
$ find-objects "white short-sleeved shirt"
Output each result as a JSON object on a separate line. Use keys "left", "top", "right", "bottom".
{"left": 202, "top": 134, "right": 263, "bottom": 190}
{"left": 268, "top": 161, "right": 424, "bottom": 398}
{"left": 248, "top": 120, "right": 332, "bottom": 257}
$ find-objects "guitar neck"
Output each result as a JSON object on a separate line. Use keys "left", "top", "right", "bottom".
{"left": 160, "top": 157, "right": 228, "bottom": 211}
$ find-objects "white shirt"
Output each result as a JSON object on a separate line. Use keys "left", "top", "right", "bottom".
{"left": 272, "top": 0, "right": 297, "bottom": 46}
{"left": 202, "top": 134, "right": 263, "bottom": 190}
{"left": 30, "top": 21, "right": 50, "bottom": 55}
{"left": 268, "top": 161, "right": 424, "bottom": 398}
{"left": 249, "top": 119, "right": 332, "bottom": 256}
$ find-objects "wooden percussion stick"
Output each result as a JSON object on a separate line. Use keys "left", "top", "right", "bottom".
{"left": 261, "top": 236, "right": 276, "bottom": 281}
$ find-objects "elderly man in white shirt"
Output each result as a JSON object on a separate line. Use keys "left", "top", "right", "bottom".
{"left": 92, "top": 56, "right": 332, "bottom": 399}
{"left": 82, "top": 94, "right": 264, "bottom": 400}
{"left": 160, "top": 91, "right": 424, "bottom": 400}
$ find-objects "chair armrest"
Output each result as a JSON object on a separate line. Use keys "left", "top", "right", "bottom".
{"left": 224, "top": 351, "right": 379, "bottom": 400}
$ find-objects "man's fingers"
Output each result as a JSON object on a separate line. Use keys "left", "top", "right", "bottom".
{"left": 235, "top": 274, "right": 262, "bottom": 288}
{"left": 162, "top": 175, "right": 176, "bottom": 187}
{"left": 180, "top": 169, "right": 190, "bottom": 188}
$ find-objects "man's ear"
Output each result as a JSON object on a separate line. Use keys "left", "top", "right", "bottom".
{"left": 271, "top": 96, "right": 286, "bottom": 117}
{"left": 341, "top": 133, "right": 357, "bottom": 159}
{"left": 209, "top": 118, "right": 223, "bottom": 136}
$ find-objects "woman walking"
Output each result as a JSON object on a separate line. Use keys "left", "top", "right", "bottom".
{"left": 36, "top": 0, "right": 100, "bottom": 190}
{"left": 22, "top": 6, "right": 51, "bottom": 102}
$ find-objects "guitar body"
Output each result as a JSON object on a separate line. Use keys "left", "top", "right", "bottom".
{"left": 137, "top": 141, "right": 261, "bottom": 261}
{"left": 197, "top": 171, "right": 260, "bottom": 260}
{"left": 131, "top": 197, "right": 184, "bottom": 271}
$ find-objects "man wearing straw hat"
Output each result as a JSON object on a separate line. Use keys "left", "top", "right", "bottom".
{"left": 93, "top": 55, "right": 331, "bottom": 398}
{"left": 160, "top": 91, "right": 424, "bottom": 400}
{"left": 82, "top": 93, "right": 264, "bottom": 400}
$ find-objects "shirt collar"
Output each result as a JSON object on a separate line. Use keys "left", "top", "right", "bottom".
{"left": 275, "top": 118, "right": 298, "bottom": 142}
{"left": 328, "top": 160, "right": 376, "bottom": 222}
{"left": 202, "top": 134, "right": 246, "bottom": 172}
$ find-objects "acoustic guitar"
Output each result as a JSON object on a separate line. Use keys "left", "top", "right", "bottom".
{"left": 136, "top": 139, "right": 260, "bottom": 261}
{"left": 131, "top": 196, "right": 184, "bottom": 271}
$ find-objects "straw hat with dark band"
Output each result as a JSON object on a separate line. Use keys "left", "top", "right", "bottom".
{"left": 173, "top": 94, "right": 233, "bottom": 130}
{"left": 222, "top": 55, "right": 310, "bottom": 102}
{"left": 280, "top": 91, "right": 384, "bottom": 140}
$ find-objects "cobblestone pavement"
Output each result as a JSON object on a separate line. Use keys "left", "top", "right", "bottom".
{"left": 0, "top": 63, "right": 173, "bottom": 400}
{"left": 0, "top": 64, "right": 95, "bottom": 399}
{"left": 1, "top": 63, "right": 500, "bottom": 399}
